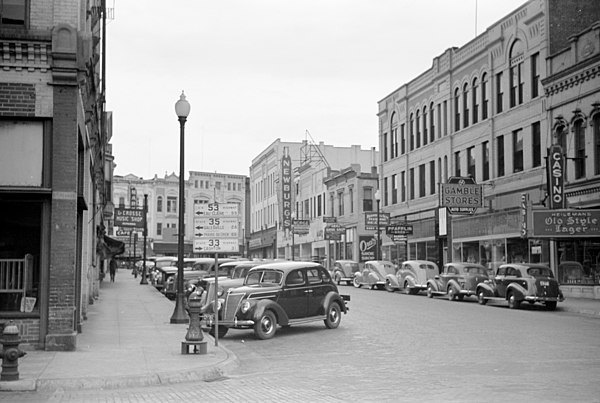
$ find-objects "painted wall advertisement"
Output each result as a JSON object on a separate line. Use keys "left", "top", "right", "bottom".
{"left": 358, "top": 235, "right": 377, "bottom": 262}
{"left": 532, "top": 209, "right": 600, "bottom": 238}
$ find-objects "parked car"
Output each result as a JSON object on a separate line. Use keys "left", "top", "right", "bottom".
{"left": 201, "top": 261, "right": 350, "bottom": 340}
{"left": 389, "top": 260, "right": 438, "bottom": 294}
{"left": 152, "top": 257, "right": 178, "bottom": 289}
{"left": 190, "top": 260, "right": 255, "bottom": 294}
{"left": 426, "top": 262, "right": 489, "bottom": 301}
{"left": 331, "top": 260, "right": 360, "bottom": 286}
{"left": 163, "top": 258, "right": 237, "bottom": 299}
{"left": 476, "top": 263, "right": 564, "bottom": 310}
{"left": 353, "top": 260, "right": 397, "bottom": 290}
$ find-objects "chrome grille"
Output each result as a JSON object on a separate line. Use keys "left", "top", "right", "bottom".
{"left": 222, "top": 293, "right": 244, "bottom": 321}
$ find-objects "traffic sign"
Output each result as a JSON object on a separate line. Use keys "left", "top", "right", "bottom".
{"left": 441, "top": 176, "right": 482, "bottom": 215}
{"left": 193, "top": 216, "right": 239, "bottom": 231}
{"left": 194, "top": 202, "right": 239, "bottom": 216}
{"left": 193, "top": 238, "right": 239, "bottom": 253}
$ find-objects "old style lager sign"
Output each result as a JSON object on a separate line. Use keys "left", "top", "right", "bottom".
{"left": 532, "top": 209, "right": 600, "bottom": 238}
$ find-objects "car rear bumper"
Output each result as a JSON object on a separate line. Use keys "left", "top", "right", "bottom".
{"left": 524, "top": 295, "right": 564, "bottom": 302}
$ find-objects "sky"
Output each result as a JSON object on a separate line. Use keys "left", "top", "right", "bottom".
{"left": 106, "top": 0, "right": 526, "bottom": 180}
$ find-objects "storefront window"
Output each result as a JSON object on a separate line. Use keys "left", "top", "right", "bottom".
{"left": 0, "top": 201, "right": 41, "bottom": 313}
{"left": 557, "top": 239, "right": 600, "bottom": 285}
{"left": 506, "top": 237, "right": 528, "bottom": 263}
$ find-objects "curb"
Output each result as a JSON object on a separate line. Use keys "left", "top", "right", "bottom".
{"left": 0, "top": 341, "right": 239, "bottom": 392}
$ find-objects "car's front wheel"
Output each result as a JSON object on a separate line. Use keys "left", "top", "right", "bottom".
{"left": 507, "top": 292, "right": 521, "bottom": 309}
{"left": 426, "top": 285, "right": 434, "bottom": 298}
{"left": 477, "top": 290, "right": 488, "bottom": 305}
{"left": 447, "top": 286, "right": 457, "bottom": 301}
{"left": 385, "top": 280, "right": 395, "bottom": 293}
{"left": 208, "top": 325, "right": 228, "bottom": 338}
{"left": 352, "top": 276, "right": 362, "bottom": 288}
{"left": 324, "top": 302, "right": 341, "bottom": 329}
{"left": 254, "top": 310, "right": 277, "bottom": 340}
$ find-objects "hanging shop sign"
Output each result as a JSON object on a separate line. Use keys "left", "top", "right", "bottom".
{"left": 325, "top": 223, "right": 344, "bottom": 240}
{"left": 358, "top": 235, "right": 377, "bottom": 262}
{"left": 532, "top": 209, "right": 600, "bottom": 238}
{"left": 546, "top": 144, "right": 565, "bottom": 210}
{"left": 440, "top": 176, "right": 482, "bottom": 215}
{"left": 365, "top": 212, "right": 390, "bottom": 231}
{"left": 114, "top": 208, "right": 145, "bottom": 228}
{"left": 281, "top": 151, "right": 293, "bottom": 231}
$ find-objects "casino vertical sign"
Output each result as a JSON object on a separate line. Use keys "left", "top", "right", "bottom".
{"left": 547, "top": 144, "right": 565, "bottom": 209}
{"left": 281, "top": 150, "right": 293, "bottom": 231}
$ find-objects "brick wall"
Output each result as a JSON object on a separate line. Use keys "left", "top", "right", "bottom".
{"left": 0, "top": 83, "right": 36, "bottom": 116}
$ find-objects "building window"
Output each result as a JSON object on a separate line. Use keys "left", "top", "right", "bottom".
{"left": 481, "top": 73, "right": 489, "bottom": 120}
{"left": 0, "top": 0, "right": 26, "bottom": 27}
{"left": 429, "top": 160, "right": 436, "bottom": 195}
{"left": 338, "top": 191, "right": 344, "bottom": 216}
{"left": 467, "top": 146, "right": 476, "bottom": 179}
{"left": 496, "top": 72, "right": 504, "bottom": 114}
{"left": 594, "top": 113, "right": 600, "bottom": 175}
{"left": 363, "top": 187, "right": 373, "bottom": 212}
{"left": 443, "top": 101, "right": 448, "bottom": 136}
{"left": 401, "top": 171, "right": 406, "bottom": 202}
{"left": 532, "top": 122, "right": 541, "bottom": 168}
{"left": 472, "top": 78, "right": 479, "bottom": 124}
{"left": 430, "top": 102, "right": 435, "bottom": 143}
{"left": 416, "top": 110, "right": 421, "bottom": 148}
{"left": 454, "top": 151, "right": 461, "bottom": 177}
{"left": 574, "top": 119, "right": 586, "bottom": 179}
{"left": 391, "top": 174, "right": 398, "bottom": 204}
{"left": 118, "top": 197, "right": 125, "bottom": 208}
{"left": 409, "top": 168, "right": 415, "bottom": 200}
{"left": 463, "top": 83, "right": 469, "bottom": 128}
{"left": 497, "top": 135, "right": 505, "bottom": 177}
{"left": 383, "top": 177, "right": 389, "bottom": 207}
{"left": 383, "top": 132, "right": 388, "bottom": 162}
{"left": 454, "top": 88, "right": 461, "bottom": 132}
{"left": 156, "top": 222, "right": 162, "bottom": 236}
{"left": 419, "top": 165, "right": 426, "bottom": 197}
{"left": 349, "top": 187, "right": 354, "bottom": 213}
{"left": 509, "top": 40, "right": 524, "bottom": 108}
{"left": 423, "top": 106, "right": 428, "bottom": 146}
{"left": 531, "top": 52, "right": 540, "bottom": 98}
{"left": 410, "top": 113, "right": 415, "bottom": 151}
{"left": 167, "top": 196, "right": 177, "bottom": 213}
{"left": 330, "top": 193, "right": 335, "bottom": 216}
{"left": 317, "top": 194, "right": 322, "bottom": 216}
{"left": 400, "top": 124, "right": 406, "bottom": 155}
{"left": 482, "top": 141, "right": 490, "bottom": 181}
{"left": 157, "top": 196, "right": 163, "bottom": 212}
{"left": 437, "top": 103, "right": 442, "bottom": 139}
{"left": 513, "top": 129, "right": 523, "bottom": 173}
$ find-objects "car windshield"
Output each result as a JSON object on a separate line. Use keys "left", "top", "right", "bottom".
{"left": 156, "top": 260, "right": 176, "bottom": 268}
{"left": 232, "top": 266, "right": 252, "bottom": 279}
{"left": 345, "top": 263, "right": 359, "bottom": 271}
{"left": 463, "top": 266, "right": 487, "bottom": 275}
{"left": 419, "top": 263, "right": 436, "bottom": 271}
{"left": 527, "top": 267, "right": 554, "bottom": 277}
{"left": 245, "top": 270, "right": 282, "bottom": 285}
{"left": 193, "top": 262, "right": 213, "bottom": 271}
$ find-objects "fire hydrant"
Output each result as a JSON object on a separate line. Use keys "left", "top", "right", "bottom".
{"left": 181, "top": 290, "right": 207, "bottom": 354}
{"left": 0, "top": 321, "right": 26, "bottom": 381}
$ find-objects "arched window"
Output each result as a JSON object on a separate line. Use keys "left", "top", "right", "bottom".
{"left": 430, "top": 102, "right": 435, "bottom": 143}
{"left": 481, "top": 73, "right": 489, "bottom": 120}
{"left": 409, "top": 113, "right": 415, "bottom": 151}
{"left": 509, "top": 39, "right": 524, "bottom": 107}
{"left": 390, "top": 112, "right": 398, "bottom": 159}
{"left": 463, "top": 83, "right": 469, "bottom": 128}
{"left": 157, "top": 196, "right": 163, "bottom": 212}
{"left": 573, "top": 118, "right": 586, "bottom": 179}
{"left": 416, "top": 109, "right": 421, "bottom": 148}
{"left": 472, "top": 78, "right": 479, "bottom": 124}
{"left": 454, "top": 88, "right": 460, "bottom": 132}
{"left": 423, "top": 106, "right": 428, "bottom": 146}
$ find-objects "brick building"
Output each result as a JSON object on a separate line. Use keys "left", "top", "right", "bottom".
{"left": 377, "top": 0, "right": 600, "bottom": 297}
{"left": 0, "top": 1, "right": 114, "bottom": 349}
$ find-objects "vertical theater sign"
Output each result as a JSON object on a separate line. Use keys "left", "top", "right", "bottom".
{"left": 281, "top": 148, "right": 292, "bottom": 231}
{"left": 547, "top": 144, "right": 565, "bottom": 210}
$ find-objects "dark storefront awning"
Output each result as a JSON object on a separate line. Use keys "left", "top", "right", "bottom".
{"left": 152, "top": 242, "right": 192, "bottom": 256}
{"left": 97, "top": 235, "right": 126, "bottom": 259}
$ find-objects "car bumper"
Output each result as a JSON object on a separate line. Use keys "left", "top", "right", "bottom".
{"left": 203, "top": 314, "right": 254, "bottom": 328}
{"left": 524, "top": 295, "right": 564, "bottom": 303}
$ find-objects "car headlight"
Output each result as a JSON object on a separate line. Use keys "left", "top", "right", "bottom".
{"left": 215, "top": 299, "right": 223, "bottom": 311}
{"left": 241, "top": 300, "right": 251, "bottom": 314}
{"left": 217, "top": 286, "right": 225, "bottom": 297}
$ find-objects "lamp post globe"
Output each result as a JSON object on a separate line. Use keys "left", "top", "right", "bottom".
{"left": 374, "top": 189, "right": 381, "bottom": 261}
{"left": 171, "top": 91, "right": 191, "bottom": 324}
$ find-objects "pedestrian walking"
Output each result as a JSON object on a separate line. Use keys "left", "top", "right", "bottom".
{"left": 109, "top": 259, "right": 117, "bottom": 282}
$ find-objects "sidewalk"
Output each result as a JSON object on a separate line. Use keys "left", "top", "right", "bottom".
{"left": 0, "top": 271, "right": 238, "bottom": 392}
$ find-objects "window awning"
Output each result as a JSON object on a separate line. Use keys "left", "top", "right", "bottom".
{"left": 97, "top": 235, "right": 125, "bottom": 259}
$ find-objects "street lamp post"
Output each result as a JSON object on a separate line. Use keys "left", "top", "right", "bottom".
{"left": 140, "top": 194, "right": 148, "bottom": 284}
{"left": 375, "top": 189, "right": 381, "bottom": 261}
{"left": 170, "top": 91, "right": 191, "bottom": 324}
{"left": 291, "top": 212, "right": 295, "bottom": 261}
